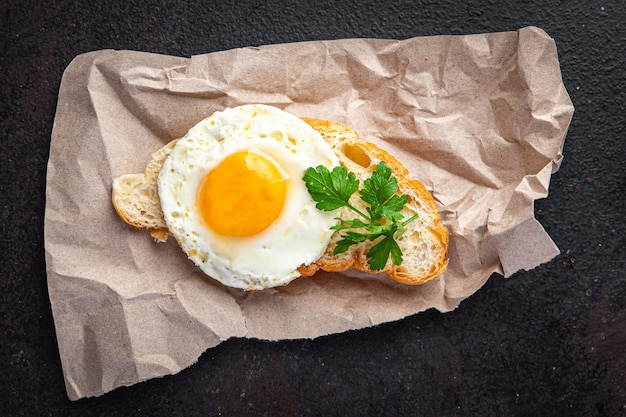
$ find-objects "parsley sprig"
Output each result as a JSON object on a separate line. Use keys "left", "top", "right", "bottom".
{"left": 303, "top": 162, "right": 417, "bottom": 271}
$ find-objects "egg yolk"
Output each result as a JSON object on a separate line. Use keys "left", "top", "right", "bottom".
{"left": 197, "top": 151, "right": 287, "bottom": 237}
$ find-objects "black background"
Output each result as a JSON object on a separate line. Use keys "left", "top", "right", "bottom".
{"left": 1, "top": 0, "right": 625, "bottom": 416}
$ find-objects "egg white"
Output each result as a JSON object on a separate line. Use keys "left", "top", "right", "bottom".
{"left": 157, "top": 104, "right": 339, "bottom": 290}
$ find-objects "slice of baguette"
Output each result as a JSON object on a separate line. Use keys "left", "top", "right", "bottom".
{"left": 112, "top": 119, "right": 448, "bottom": 285}
{"left": 296, "top": 118, "right": 448, "bottom": 285}
{"left": 112, "top": 139, "right": 178, "bottom": 242}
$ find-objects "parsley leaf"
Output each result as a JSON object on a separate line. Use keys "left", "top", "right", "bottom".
{"left": 302, "top": 166, "right": 359, "bottom": 211}
{"left": 360, "top": 162, "right": 398, "bottom": 208}
{"left": 303, "top": 161, "right": 418, "bottom": 270}
{"left": 333, "top": 231, "right": 371, "bottom": 255}
{"left": 368, "top": 234, "right": 403, "bottom": 270}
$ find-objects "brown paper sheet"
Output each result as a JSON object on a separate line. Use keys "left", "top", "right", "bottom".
{"left": 45, "top": 26, "right": 574, "bottom": 400}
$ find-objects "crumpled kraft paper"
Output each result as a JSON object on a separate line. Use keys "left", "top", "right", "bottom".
{"left": 45, "top": 26, "right": 574, "bottom": 400}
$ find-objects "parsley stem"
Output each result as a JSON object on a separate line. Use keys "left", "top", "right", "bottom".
{"left": 346, "top": 203, "right": 370, "bottom": 222}
{"left": 401, "top": 214, "right": 418, "bottom": 226}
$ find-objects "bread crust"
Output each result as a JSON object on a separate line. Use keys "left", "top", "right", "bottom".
{"left": 111, "top": 117, "right": 448, "bottom": 285}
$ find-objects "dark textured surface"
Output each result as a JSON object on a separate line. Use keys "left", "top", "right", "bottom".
{"left": 1, "top": 0, "right": 624, "bottom": 415}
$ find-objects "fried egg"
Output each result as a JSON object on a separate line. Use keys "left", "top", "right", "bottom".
{"left": 157, "top": 104, "right": 339, "bottom": 290}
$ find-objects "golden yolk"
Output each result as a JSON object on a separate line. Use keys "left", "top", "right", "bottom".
{"left": 197, "top": 151, "right": 287, "bottom": 237}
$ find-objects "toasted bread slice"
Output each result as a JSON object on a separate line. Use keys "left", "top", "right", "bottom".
{"left": 296, "top": 118, "right": 448, "bottom": 285}
{"left": 112, "top": 139, "right": 178, "bottom": 242}
{"left": 112, "top": 119, "right": 448, "bottom": 285}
